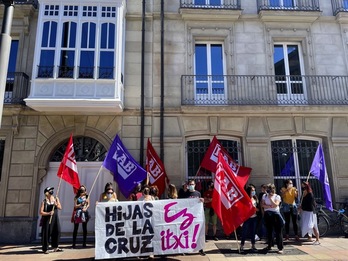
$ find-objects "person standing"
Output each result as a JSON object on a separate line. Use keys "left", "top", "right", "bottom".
{"left": 299, "top": 181, "right": 320, "bottom": 244}
{"left": 178, "top": 181, "right": 189, "bottom": 199}
{"left": 280, "top": 179, "right": 299, "bottom": 241}
{"left": 167, "top": 184, "right": 178, "bottom": 199}
{"left": 40, "top": 186, "right": 62, "bottom": 254}
{"left": 203, "top": 181, "right": 218, "bottom": 241}
{"left": 72, "top": 185, "right": 90, "bottom": 248}
{"left": 99, "top": 182, "right": 118, "bottom": 202}
{"left": 240, "top": 185, "right": 259, "bottom": 253}
{"left": 261, "top": 183, "right": 284, "bottom": 254}
{"left": 184, "top": 179, "right": 206, "bottom": 256}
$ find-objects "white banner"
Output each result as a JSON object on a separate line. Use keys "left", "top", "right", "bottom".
{"left": 95, "top": 198, "right": 205, "bottom": 259}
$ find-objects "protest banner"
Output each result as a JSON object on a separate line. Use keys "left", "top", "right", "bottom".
{"left": 95, "top": 199, "right": 205, "bottom": 259}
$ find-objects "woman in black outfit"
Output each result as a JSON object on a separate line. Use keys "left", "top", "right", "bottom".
{"left": 40, "top": 186, "right": 62, "bottom": 254}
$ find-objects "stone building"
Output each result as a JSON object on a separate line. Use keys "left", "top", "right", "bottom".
{"left": 1, "top": 0, "right": 348, "bottom": 243}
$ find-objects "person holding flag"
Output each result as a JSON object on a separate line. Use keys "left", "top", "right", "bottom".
{"left": 40, "top": 186, "right": 62, "bottom": 254}
{"left": 299, "top": 181, "right": 320, "bottom": 245}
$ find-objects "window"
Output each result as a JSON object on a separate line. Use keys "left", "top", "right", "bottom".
{"left": 187, "top": 138, "right": 240, "bottom": 194}
{"left": 344, "top": 0, "right": 348, "bottom": 9}
{"left": 0, "top": 140, "right": 5, "bottom": 181}
{"left": 271, "top": 139, "right": 325, "bottom": 203}
{"left": 273, "top": 43, "right": 306, "bottom": 103}
{"left": 38, "top": 21, "right": 57, "bottom": 78}
{"left": 59, "top": 22, "right": 76, "bottom": 78}
{"left": 37, "top": 4, "right": 117, "bottom": 80}
{"left": 99, "top": 23, "right": 115, "bottom": 79}
{"left": 50, "top": 136, "right": 106, "bottom": 162}
{"left": 194, "top": 43, "right": 225, "bottom": 103}
{"left": 194, "top": 0, "right": 221, "bottom": 6}
{"left": 5, "top": 40, "right": 19, "bottom": 101}
{"left": 79, "top": 22, "right": 96, "bottom": 78}
{"left": 270, "top": 0, "right": 295, "bottom": 8}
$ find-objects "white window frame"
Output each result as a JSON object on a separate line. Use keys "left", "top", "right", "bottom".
{"left": 273, "top": 42, "right": 307, "bottom": 104}
{"left": 193, "top": 42, "right": 227, "bottom": 104}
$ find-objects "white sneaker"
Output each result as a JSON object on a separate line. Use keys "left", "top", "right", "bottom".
{"left": 255, "top": 234, "right": 260, "bottom": 241}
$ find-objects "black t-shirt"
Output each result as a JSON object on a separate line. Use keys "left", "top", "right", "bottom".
{"left": 178, "top": 189, "right": 190, "bottom": 199}
{"left": 301, "top": 192, "right": 315, "bottom": 212}
{"left": 186, "top": 190, "right": 201, "bottom": 198}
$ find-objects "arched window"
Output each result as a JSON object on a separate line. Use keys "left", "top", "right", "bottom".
{"left": 50, "top": 136, "right": 106, "bottom": 162}
{"left": 186, "top": 137, "right": 240, "bottom": 194}
{"left": 271, "top": 138, "right": 325, "bottom": 203}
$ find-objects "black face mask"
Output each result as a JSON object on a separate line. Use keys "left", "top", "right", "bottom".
{"left": 49, "top": 190, "right": 54, "bottom": 195}
{"left": 266, "top": 189, "right": 271, "bottom": 194}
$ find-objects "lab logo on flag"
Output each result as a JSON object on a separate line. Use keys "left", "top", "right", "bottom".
{"left": 215, "top": 162, "right": 243, "bottom": 209}
{"left": 114, "top": 143, "right": 137, "bottom": 179}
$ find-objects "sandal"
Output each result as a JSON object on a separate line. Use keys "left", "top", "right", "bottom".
{"left": 54, "top": 248, "right": 63, "bottom": 252}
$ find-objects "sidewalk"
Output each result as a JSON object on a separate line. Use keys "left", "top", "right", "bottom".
{"left": 0, "top": 236, "right": 347, "bottom": 260}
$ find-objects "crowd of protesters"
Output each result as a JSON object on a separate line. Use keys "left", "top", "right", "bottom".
{"left": 40, "top": 178, "right": 321, "bottom": 256}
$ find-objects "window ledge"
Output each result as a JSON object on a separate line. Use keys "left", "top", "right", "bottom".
{"left": 259, "top": 10, "right": 322, "bottom": 23}
{"left": 335, "top": 12, "right": 348, "bottom": 23}
{"left": 180, "top": 8, "right": 241, "bottom": 21}
{"left": 24, "top": 98, "right": 124, "bottom": 113}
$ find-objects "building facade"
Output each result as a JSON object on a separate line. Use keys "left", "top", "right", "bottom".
{"left": 1, "top": 0, "right": 348, "bottom": 243}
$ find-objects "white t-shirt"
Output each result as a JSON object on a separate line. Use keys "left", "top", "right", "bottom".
{"left": 262, "top": 194, "right": 281, "bottom": 212}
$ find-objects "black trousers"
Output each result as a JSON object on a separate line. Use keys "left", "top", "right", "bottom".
{"left": 284, "top": 208, "right": 298, "bottom": 235}
{"left": 41, "top": 212, "right": 61, "bottom": 252}
{"left": 73, "top": 222, "right": 88, "bottom": 246}
{"left": 264, "top": 211, "right": 283, "bottom": 251}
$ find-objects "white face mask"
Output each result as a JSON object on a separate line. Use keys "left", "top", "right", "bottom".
{"left": 251, "top": 191, "right": 256, "bottom": 197}
{"left": 107, "top": 193, "right": 112, "bottom": 199}
{"left": 288, "top": 184, "right": 293, "bottom": 188}
{"left": 189, "top": 185, "right": 195, "bottom": 191}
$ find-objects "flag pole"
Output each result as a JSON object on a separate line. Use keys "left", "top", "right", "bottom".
{"left": 88, "top": 165, "right": 104, "bottom": 197}
{"left": 234, "top": 226, "right": 240, "bottom": 253}
{"left": 49, "top": 172, "right": 63, "bottom": 224}
{"left": 194, "top": 166, "right": 201, "bottom": 177}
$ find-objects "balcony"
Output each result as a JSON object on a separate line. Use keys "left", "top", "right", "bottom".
{"left": 332, "top": 0, "right": 348, "bottom": 23}
{"left": 181, "top": 75, "right": 348, "bottom": 106}
{"left": 179, "top": 0, "right": 242, "bottom": 21}
{"left": 4, "top": 72, "right": 29, "bottom": 105}
{"left": 26, "top": 65, "right": 124, "bottom": 113}
{"left": 257, "top": 0, "right": 321, "bottom": 22}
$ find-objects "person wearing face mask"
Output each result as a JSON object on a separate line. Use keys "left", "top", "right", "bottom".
{"left": 72, "top": 185, "right": 90, "bottom": 248}
{"left": 203, "top": 181, "right": 218, "bottom": 241}
{"left": 184, "top": 179, "right": 206, "bottom": 256}
{"left": 99, "top": 182, "right": 118, "bottom": 202}
{"left": 240, "top": 184, "right": 259, "bottom": 253}
{"left": 280, "top": 179, "right": 299, "bottom": 241}
{"left": 299, "top": 181, "right": 320, "bottom": 244}
{"left": 40, "top": 186, "right": 62, "bottom": 254}
{"left": 261, "top": 183, "right": 284, "bottom": 254}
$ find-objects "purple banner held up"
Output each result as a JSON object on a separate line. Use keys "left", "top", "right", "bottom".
{"left": 102, "top": 135, "right": 147, "bottom": 198}
{"left": 309, "top": 144, "right": 333, "bottom": 211}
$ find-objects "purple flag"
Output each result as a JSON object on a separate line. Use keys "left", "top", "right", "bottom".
{"left": 103, "top": 135, "right": 147, "bottom": 198}
{"left": 309, "top": 144, "right": 333, "bottom": 211}
{"left": 281, "top": 154, "right": 295, "bottom": 177}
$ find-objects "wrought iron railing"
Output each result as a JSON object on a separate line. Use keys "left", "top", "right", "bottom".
{"left": 12, "top": 0, "right": 38, "bottom": 8}
{"left": 180, "top": 0, "right": 241, "bottom": 9}
{"left": 58, "top": 66, "right": 74, "bottom": 78}
{"left": 79, "top": 67, "right": 94, "bottom": 79}
{"left": 4, "top": 72, "right": 29, "bottom": 105}
{"left": 181, "top": 75, "right": 348, "bottom": 105}
{"left": 98, "top": 67, "right": 114, "bottom": 79}
{"left": 258, "top": 0, "right": 320, "bottom": 11}
{"left": 332, "top": 0, "right": 348, "bottom": 15}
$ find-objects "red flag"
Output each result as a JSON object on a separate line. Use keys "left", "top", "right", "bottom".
{"left": 200, "top": 136, "right": 252, "bottom": 187}
{"left": 146, "top": 139, "right": 169, "bottom": 197}
{"left": 57, "top": 134, "right": 80, "bottom": 193}
{"left": 212, "top": 152, "right": 255, "bottom": 235}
